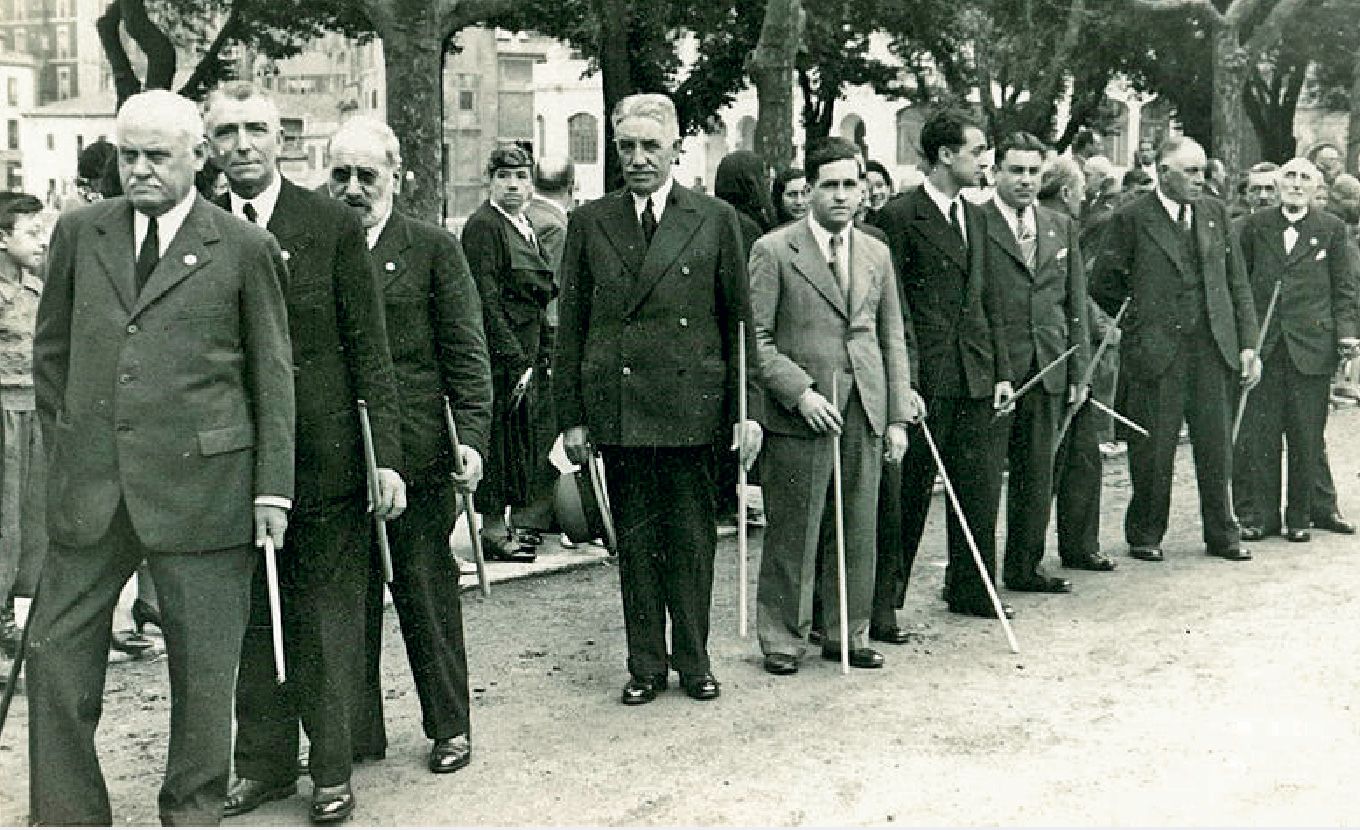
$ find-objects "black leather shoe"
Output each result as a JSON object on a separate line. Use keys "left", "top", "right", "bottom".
{"left": 224, "top": 778, "right": 296, "bottom": 817}
{"left": 1061, "top": 552, "right": 1117, "bottom": 571}
{"left": 1239, "top": 526, "right": 1268, "bottom": 542}
{"left": 680, "top": 673, "right": 720, "bottom": 700}
{"left": 131, "top": 598, "right": 161, "bottom": 633}
{"left": 868, "top": 625, "right": 915, "bottom": 644}
{"left": 763, "top": 653, "right": 799, "bottom": 675}
{"left": 1284, "top": 528, "right": 1311, "bottom": 543}
{"left": 110, "top": 629, "right": 155, "bottom": 656}
{"left": 309, "top": 782, "right": 354, "bottom": 825}
{"left": 1313, "top": 512, "right": 1356, "bottom": 534}
{"left": 1207, "top": 546, "right": 1252, "bottom": 561}
{"left": 1006, "top": 575, "right": 1072, "bottom": 593}
{"left": 620, "top": 673, "right": 667, "bottom": 705}
{"left": 821, "top": 646, "right": 884, "bottom": 669}
{"left": 1128, "top": 546, "right": 1164, "bottom": 562}
{"left": 948, "top": 602, "right": 1015, "bottom": 620}
{"left": 428, "top": 735, "right": 471, "bottom": 774}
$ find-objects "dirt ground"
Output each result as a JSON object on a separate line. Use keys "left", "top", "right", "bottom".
{"left": 3, "top": 409, "right": 1360, "bottom": 826}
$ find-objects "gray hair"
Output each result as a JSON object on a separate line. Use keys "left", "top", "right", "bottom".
{"left": 203, "top": 81, "right": 281, "bottom": 131}
{"left": 610, "top": 93, "right": 679, "bottom": 141}
{"left": 1156, "top": 135, "right": 1203, "bottom": 164}
{"left": 1039, "top": 154, "right": 1084, "bottom": 201}
{"left": 116, "top": 89, "right": 204, "bottom": 147}
{"left": 328, "top": 116, "right": 402, "bottom": 168}
{"left": 534, "top": 154, "right": 575, "bottom": 194}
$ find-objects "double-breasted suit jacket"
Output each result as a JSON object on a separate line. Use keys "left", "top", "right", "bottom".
{"left": 1237, "top": 207, "right": 1359, "bottom": 377}
{"left": 1090, "top": 193, "right": 1258, "bottom": 379}
{"left": 34, "top": 195, "right": 295, "bottom": 551}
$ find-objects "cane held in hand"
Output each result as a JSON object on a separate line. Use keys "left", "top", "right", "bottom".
{"left": 737, "top": 321, "right": 749, "bottom": 637}
{"left": 1232, "top": 279, "right": 1282, "bottom": 447}
{"left": 1055, "top": 298, "right": 1129, "bottom": 449}
{"left": 358, "top": 400, "right": 395, "bottom": 585}
{"left": 830, "top": 374, "right": 850, "bottom": 675}
{"left": 444, "top": 395, "right": 490, "bottom": 597}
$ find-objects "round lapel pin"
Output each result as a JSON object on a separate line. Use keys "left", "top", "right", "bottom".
{"left": 183, "top": 253, "right": 198, "bottom": 266}
{"left": 385, "top": 261, "right": 397, "bottom": 272}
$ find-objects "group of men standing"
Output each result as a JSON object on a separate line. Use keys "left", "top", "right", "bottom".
{"left": 19, "top": 83, "right": 1359, "bottom": 827}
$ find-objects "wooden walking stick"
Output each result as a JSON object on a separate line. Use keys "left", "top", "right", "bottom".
{"left": 0, "top": 593, "right": 33, "bottom": 738}
{"left": 919, "top": 420, "right": 1021, "bottom": 654}
{"left": 1055, "top": 298, "right": 1130, "bottom": 449}
{"left": 737, "top": 321, "right": 749, "bottom": 637}
{"left": 1232, "top": 279, "right": 1282, "bottom": 446}
{"left": 358, "top": 400, "right": 395, "bottom": 585}
{"left": 830, "top": 374, "right": 850, "bottom": 675}
{"left": 443, "top": 395, "right": 490, "bottom": 597}
{"left": 262, "top": 536, "right": 287, "bottom": 684}
{"left": 993, "top": 345, "right": 1079, "bottom": 417}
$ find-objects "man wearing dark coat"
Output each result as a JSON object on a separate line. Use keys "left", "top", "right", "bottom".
{"left": 209, "top": 83, "right": 406, "bottom": 826}
{"left": 1090, "top": 136, "right": 1260, "bottom": 563}
{"left": 553, "top": 93, "right": 762, "bottom": 705}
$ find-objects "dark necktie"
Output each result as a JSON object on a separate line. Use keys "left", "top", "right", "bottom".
{"left": 135, "top": 216, "right": 159, "bottom": 295}
{"left": 640, "top": 198, "right": 658, "bottom": 247}
{"left": 243, "top": 201, "right": 259, "bottom": 225}
{"left": 948, "top": 200, "right": 966, "bottom": 251}
{"left": 1177, "top": 202, "right": 1197, "bottom": 266}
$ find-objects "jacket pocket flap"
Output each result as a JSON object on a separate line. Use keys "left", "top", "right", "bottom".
{"left": 198, "top": 424, "right": 255, "bottom": 456}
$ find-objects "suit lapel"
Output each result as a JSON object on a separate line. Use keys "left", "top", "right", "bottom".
{"left": 1285, "top": 209, "right": 1323, "bottom": 268}
{"left": 625, "top": 184, "right": 704, "bottom": 317}
{"left": 846, "top": 227, "right": 877, "bottom": 319}
{"left": 983, "top": 200, "right": 1027, "bottom": 274}
{"left": 92, "top": 199, "right": 137, "bottom": 312}
{"left": 961, "top": 200, "right": 988, "bottom": 311}
{"left": 911, "top": 190, "right": 968, "bottom": 272}
{"left": 131, "top": 196, "right": 216, "bottom": 317}
{"left": 264, "top": 179, "right": 315, "bottom": 266}
{"left": 1139, "top": 196, "right": 1191, "bottom": 280}
{"left": 1034, "top": 207, "right": 1063, "bottom": 274}
{"left": 1192, "top": 197, "right": 1221, "bottom": 272}
{"left": 598, "top": 190, "right": 646, "bottom": 280}
{"left": 371, "top": 213, "right": 412, "bottom": 289}
{"left": 790, "top": 219, "right": 848, "bottom": 319}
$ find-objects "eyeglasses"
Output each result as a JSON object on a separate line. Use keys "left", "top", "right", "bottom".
{"left": 329, "top": 165, "right": 382, "bottom": 188}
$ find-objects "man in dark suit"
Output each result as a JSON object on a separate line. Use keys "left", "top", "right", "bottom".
{"left": 553, "top": 93, "right": 761, "bottom": 705}
{"left": 1091, "top": 136, "right": 1260, "bottom": 563}
{"left": 873, "top": 110, "right": 1015, "bottom": 626}
{"left": 207, "top": 83, "right": 406, "bottom": 825}
{"left": 325, "top": 117, "right": 493, "bottom": 776}
{"left": 27, "top": 90, "right": 294, "bottom": 826}
{"left": 1234, "top": 157, "right": 1359, "bottom": 541}
{"left": 983, "top": 133, "right": 1090, "bottom": 593}
{"left": 750, "top": 137, "right": 919, "bottom": 676}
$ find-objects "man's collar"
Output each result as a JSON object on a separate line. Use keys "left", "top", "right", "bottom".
{"left": 490, "top": 200, "right": 526, "bottom": 223}
{"left": 1155, "top": 187, "right": 1187, "bottom": 221}
{"left": 366, "top": 206, "right": 394, "bottom": 250}
{"left": 991, "top": 195, "right": 1031, "bottom": 228}
{"left": 135, "top": 189, "right": 197, "bottom": 244}
{"left": 632, "top": 175, "right": 674, "bottom": 214}
{"left": 1281, "top": 204, "right": 1309, "bottom": 223}
{"left": 19, "top": 271, "right": 42, "bottom": 294}
{"left": 229, "top": 174, "right": 283, "bottom": 225}
{"left": 922, "top": 178, "right": 959, "bottom": 218}
{"left": 806, "top": 214, "right": 849, "bottom": 255}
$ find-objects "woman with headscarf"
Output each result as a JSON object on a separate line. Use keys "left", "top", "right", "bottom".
{"left": 771, "top": 167, "right": 809, "bottom": 226}
{"left": 714, "top": 150, "right": 774, "bottom": 257}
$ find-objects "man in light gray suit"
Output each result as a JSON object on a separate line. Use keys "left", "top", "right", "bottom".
{"left": 750, "top": 137, "right": 922, "bottom": 675}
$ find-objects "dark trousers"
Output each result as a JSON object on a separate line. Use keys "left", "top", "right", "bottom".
{"left": 998, "top": 389, "right": 1062, "bottom": 585}
{"left": 1312, "top": 439, "right": 1340, "bottom": 520}
{"left": 758, "top": 393, "right": 881, "bottom": 657}
{"left": 599, "top": 445, "right": 717, "bottom": 679}
{"left": 27, "top": 502, "right": 254, "bottom": 826}
{"left": 1122, "top": 324, "right": 1240, "bottom": 551}
{"left": 889, "top": 395, "right": 1002, "bottom": 613}
{"left": 234, "top": 497, "right": 369, "bottom": 788}
{"left": 1054, "top": 401, "right": 1106, "bottom": 560}
{"left": 1234, "top": 349, "right": 1330, "bottom": 532}
{"left": 352, "top": 481, "right": 471, "bottom": 757}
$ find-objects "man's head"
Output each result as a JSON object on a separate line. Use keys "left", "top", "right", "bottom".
{"left": 0, "top": 192, "right": 47, "bottom": 275}
{"left": 115, "top": 89, "right": 208, "bottom": 217}
{"left": 611, "top": 94, "right": 681, "bottom": 197}
{"left": 1136, "top": 137, "right": 1156, "bottom": 167}
{"left": 204, "top": 82, "right": 283, "bottom": 199}
{"left": 1205, "top": 158, "right": 1228, "bottom": 196}
{"left": 864, "top": 160, "right": 892, "bottom": 211}
{"left": 1308, "top": 141, "right": 1344, "bottom": 184}
{"left": 993, "top": 132, "right": 1048, "bottom": 211}
{"left": 486, "top": 144, "right": 533, "bottom": 215}
{"left": 1276, "top": 157, "right": 1322, "bottom": 212}
{"left": 325, "top": 116, "right": 401, "bottom": 229}
{"left": 533, "top": 154, "right": 575, "bottom": 202}
{"left": 920, "top": 110, "right": 988, "bottom": 193}
{"left": 805, "top": 137, "right": 862, "bottom": 232}
{"left": 1244, "top": 162, "right": 1280, "bottom": 210}
{"left": 1122, "top": 168, "right": 1156, "bottom": 195}
{"left": 1326, "top": 173, "right": 1360, "bottom": 225}
{"left": 1083, "top": 155, "right": 1111, "bottom": 200}
{"left": 1072, "top": 129, "right": 1103, "bottom": 163}
{"left": 1038, "top": 155, "right": 1085, "bottom": 219}
{"left": 1156, "top": 136, "right": 1207, "bottom": 204}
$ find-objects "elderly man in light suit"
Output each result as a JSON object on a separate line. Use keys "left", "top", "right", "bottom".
{"left": 751, "top": 137, "right": 921, "bottom": 675}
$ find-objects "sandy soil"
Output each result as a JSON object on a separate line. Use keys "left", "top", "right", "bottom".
{"left": 2, "top": 409, "right": 1359, "bottom": 826}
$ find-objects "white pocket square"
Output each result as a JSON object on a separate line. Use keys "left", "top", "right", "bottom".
{"left": 1317, "top": 250, "right": 1327, "bottom": 261}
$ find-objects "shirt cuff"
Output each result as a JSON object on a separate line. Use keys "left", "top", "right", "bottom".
{"left": 254, "top": 496, "right": 292, "bottom": 510}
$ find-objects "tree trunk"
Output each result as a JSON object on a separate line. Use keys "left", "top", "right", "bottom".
{"left": 120, "top": 0, "right": 176, "bottom": 91}
{"left": 749, "top": 0, "right": 802, "bottom": 174}
{"left": 595, "top": 0, "right": 634, "bottom": 193}
{"left": 1211, "top": 24, "right": 1247, "bottom": 172}
{"left": 96, "top": 2, "right": 140, "bottom": 107}
{"left": 378, "top": 14, "right": 447, "bottom": 223}
{"left": 1349, "top": 48, "right": 1360, "bottom": 173}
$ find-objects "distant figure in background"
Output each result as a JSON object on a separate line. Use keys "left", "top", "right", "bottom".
{"left": 1205, "top": 158, "right": 1229, "bottom": 201}
{"left": 1309, "top": 141, "right": 1346, "bottom": 186}
{"left": 1133, "top": 138, "right": 1158, "bottom": 182}
{"left": 195, "top": 156, "right": 230, "bottom": 200}
{"left": 1082, "top": 156, "right": 1120, "bottom": 227}
{"left": 1238, "top": 162, "right": 1281, "bottom": 219}
{"left": 715, "top": 150, "right": 775, "bottom": 254}
{"left": 1122, "top": 168, "right": 1156, "bottom": 198}
{"left": 864, "top": 160, "right": 893, "bottom": 221}
{"left": 1327, "top": 173, "right": 1360, "bottom": 232}
{"left": 461, "top": 145, "right": 554, "bottom": 562}
{"left": 772, "top": 167, "right": 809, "bottom": 226}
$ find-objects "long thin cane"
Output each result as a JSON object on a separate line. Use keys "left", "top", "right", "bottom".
{"left": 919, "top": 421, "right": 1021, "bottom": 654}
{"left": 358, "top": 400, "right": 395, "bottom": 584}
{"left": 1232, "top": 279, "right": 1282, "bottom": 446}
{"left": 0, "top": 593, "right": 33, "bottom": 738}
{"left": 737, "top": 321, "right": 749, "bottom": 637}
{"left": 1055, "top": 298, "right": 1130, "bottom": 450}
{"left": 830, "top": 375, "right": 850, "bottom": 675}
{"left": 993, "top": 345, "right": 1078, "bottom": 418}
{"left": 443, "top": 396, "right": 490, "bottom": 597}
{"left": 262, "top": 536, "right": 287, "bottom": 684}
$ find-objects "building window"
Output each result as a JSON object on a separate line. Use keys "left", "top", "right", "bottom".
{"left": 6, "top": 120, "right": 18, "bottom": 151}
{"left": 56, "top": 26, "right": 69, "bottom": 59}
{"left": 458, "top": 89, "right": 476, "bottom": 111}
{"left": 6, "top": 163, "right": 21, "bottom": 191}
{"left": 567, "top": 113, "right": 597, "bottom": 164}
{"left": 46, "top": 133, "right": 54, "bottom": 150}
{"left": 76, "top": 134, "right": 84, "bottom": 153}
{"left": 14, "top": 28, "right": 25, "bottom": 54}
{"left": 6, "top": 77, "right": 17, "bottom": 107}
{"left": 498, "top": 57, "right": 533, "bottom": 86}
{"left": 56, "top": 66, "right": 71, "bottom": 99}
{"left": 369, "top": 89, "right": 378, "bottom": 109}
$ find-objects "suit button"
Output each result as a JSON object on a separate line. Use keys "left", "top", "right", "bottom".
{"left": 126, "top": 324, "right": 138, "bottom": 334}
{"left": 622, "top": 367, "right": 632, "bottom": 376}
{"left": 119, "top": 373, "right": 133, "bottom": 384}
{"left": 115, "top": 421, "right": 131, "bottom": 432}
{"left": 679, "top": 317, "right": 688, "bottom": 327}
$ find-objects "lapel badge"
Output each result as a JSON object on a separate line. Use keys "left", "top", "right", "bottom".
{"left": 681, "top": 265, "right": 691, "bottom": 275}
{"left": 385, "top": 261, "right": 397, "bottom": 272}
{"left": 1310, "top": 237, "right": 1318, "bottom": 247}
{"left": 281, "top": 250, "right": 292, "bottom": 262}
{"left": 1047, "top": 229, "right": 1056, "bottom": 237}
{"left": 1208, "top": 220, "right": 1215, "bottom": 229}
{"left": 183, "top": 253, "right": 198, "bottom": 266}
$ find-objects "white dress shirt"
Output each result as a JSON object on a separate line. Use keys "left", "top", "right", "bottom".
{"left": 922, "top": 178, "right": 968, "bottom": 248}
{"left": 807, "top": 215, "right": 851, "bottom": 294}
{"left": 133, "top": 191, "right": 196, "bottom": 258}
{"left": 1281, "top": 206, "right": 1307, "bottom": 255}
{"left": 1156, "top": 187, "right": 1191, "bottom": 228}
{"left": 490, "top": 200, "right": 537, "bottom": 245}
{"left": 228, "top": 174, "right": 283, "bottom": 227}
{"left": 632, "top": 175, "right": 674, "bottom": 226}
{"left": 366, "top": 206, "right": 393, "bottom": 251}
